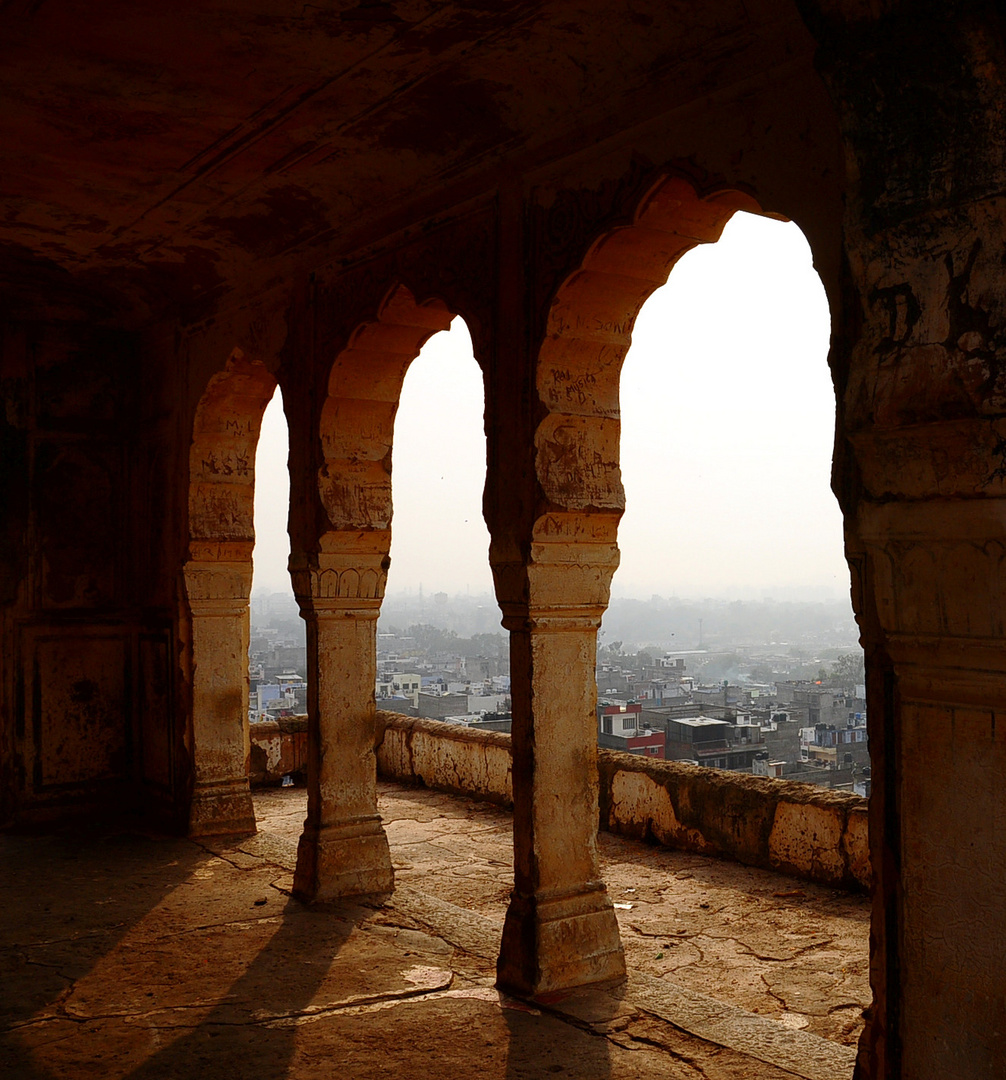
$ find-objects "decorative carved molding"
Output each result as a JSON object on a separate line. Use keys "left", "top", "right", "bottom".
{"left": 290, "top": 548, "right": 388, "bottom": 609}
{"left": 491, "top": 539, "right": 618, "bottom": 620}
{"left": 183, "top": 560, "right": 252, "bottom": 603}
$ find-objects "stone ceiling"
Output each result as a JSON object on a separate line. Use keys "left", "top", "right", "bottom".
{"left": 0, "top": 0, "right": 812, "bottom": 320}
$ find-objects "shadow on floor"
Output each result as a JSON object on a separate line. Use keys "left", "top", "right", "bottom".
{"left": 120, "top": 900, "right": 354, "bottom": 1080}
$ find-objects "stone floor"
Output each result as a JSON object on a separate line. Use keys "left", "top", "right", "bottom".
{"left": 1, "top": 781, "right": 869, "bottom": 1080}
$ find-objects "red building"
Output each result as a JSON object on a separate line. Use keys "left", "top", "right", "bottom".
{"left": 597, "top": 702, "right": 665, "bottom": 759}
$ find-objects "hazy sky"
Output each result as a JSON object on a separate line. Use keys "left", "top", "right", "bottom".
{"left": 252, "top": 211, "right": 848, "bottom": 601}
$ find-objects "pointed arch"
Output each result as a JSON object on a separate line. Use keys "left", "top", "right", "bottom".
{"left": 490, "top": 174, "right": 817, "bottom": 997}
{"left": 291, "top": 283, "right": 455, "bottom": 902}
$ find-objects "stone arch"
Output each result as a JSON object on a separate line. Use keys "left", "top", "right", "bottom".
{"left": 493, "top": 175, "right": 825, "bottom": 997}
{"left": 534, "top": 175, "right": 763, "bottom": 524}
{"left": 184, "top": 348, "right": 279, "bottom": 837}
{"left": 189, "top": 348, "right": 279, "bottom": 559}
{"left": 317, "top": 283, "right": 454, "bottom": 544}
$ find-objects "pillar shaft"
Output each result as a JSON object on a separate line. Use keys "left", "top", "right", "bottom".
{"left": 292, "top": 549, "right": 393, "bottom": 901}
{"left": 851, "top": 499, "right": 1006, "bottom": 1079}
{"left": 493, "top": 533, "right": 625, "bottom": 995}
{"left": 183, "top": 557, "right": 256, "bottom": 836}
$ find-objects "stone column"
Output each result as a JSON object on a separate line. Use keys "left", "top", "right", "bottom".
{"left": 291, "top": 546, "right": 393, "bottom": 901}
{"left": 849, "top": 496, "right": 1006, "bottom": 1080}
{"left": 183, "top": 546, "right": 256, "bottom": 836}
{"left": 797, "top": 10, "right": 1006, "bottom": 1073}
{"left": 493, "top": 516, "right": 625, "bottom": 995}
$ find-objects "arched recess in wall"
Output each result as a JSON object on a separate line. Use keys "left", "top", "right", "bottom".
{"left": 184, "top": 349, "right": 278, "bottom": 837}
{"left": 315, "top": 287, "right": 492, "bottom": 709}
{"left": 535, "top": 177, "right": 763, "bottom": 525}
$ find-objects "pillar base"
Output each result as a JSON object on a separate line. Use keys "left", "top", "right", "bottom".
{"left": 496, "top": 883, "right": 626, "bottom": 996}
{"left": 188, "top": 778, "right": 257, "bottom": 837}
{"left": 293, "top": 816, "right": 394, "bottom": 902}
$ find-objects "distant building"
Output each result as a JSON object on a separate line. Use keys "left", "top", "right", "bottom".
{"left": 376, "top": 673, "right": 421, "bottom": 707}
{"left": 664, "top": 716, "right": 762, "bottom": 772}
{"left": 752, "top": 754, "right": 787, "bottom": 778}
{"left": 468, "top": 692, "right": 509, "bottom": 715}
{"left": 800, "top": 719, "right": 869, "bottom": 768}
{"left": 415, "top": 692, "right": 470, "bottom": 720}
{"left": 597, "top": 702, "right": 665, "bottom": 758}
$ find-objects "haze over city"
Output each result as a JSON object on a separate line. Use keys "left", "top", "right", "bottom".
{"left": 252, "top": 211, "right": 846, "bottom": 607}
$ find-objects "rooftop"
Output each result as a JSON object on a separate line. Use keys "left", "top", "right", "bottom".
{"left": 670, "top": 716, "right": 735, "bottom": 728}
{"left": 2, "top": 782, "right": 868, "bottom": 1079}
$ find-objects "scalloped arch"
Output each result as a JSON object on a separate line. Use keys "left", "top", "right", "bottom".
{"left": 318, "top": 283, "right": 454, "bottom": 534}
{"left": 535, "top": 175, "right": 763, "bottom": 515}
{"left": 188, "top": 348, "right": 278, "bottom": 551}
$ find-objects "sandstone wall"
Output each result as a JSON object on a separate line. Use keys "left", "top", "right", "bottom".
{"left": 249, "top": 718, "right": 308, "bottom": 786}
{"left": 373, "top": 712, "right": 868, "bottom": 892}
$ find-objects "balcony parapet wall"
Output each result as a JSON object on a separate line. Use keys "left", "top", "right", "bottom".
{"left": 594, "top": 749, "right": 869, "bottom": 892}
{"left": 249, "top": 717, "right": 308, "bottom": 787}
{"left": 254, "top": 712, "right": 869, "bottom": 891}
{"left": 375, "top": 712, "right": 515, "bottom": 808}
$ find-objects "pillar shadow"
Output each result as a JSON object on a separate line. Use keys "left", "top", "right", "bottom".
{"left": 119, "top": 899, "right": 355, "bottom": 1080}
{"left": 0, "top": 828, "right": 216, "bottom": 1080}
{"left": 501, "top": 994, "right": 614, "bottom": 1080}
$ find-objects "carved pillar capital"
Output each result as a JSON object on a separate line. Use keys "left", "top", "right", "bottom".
{"left": 852, "top": 497, "right": 1006, "bottom": 705}
{"left": 492, "top": 511, "right": 620, "bottom": 629}
{"left": 290, "top": 545, "right": 388, "bottom": 619}
{"left": 183, "top": 558, "right": 253, "bottom": 616}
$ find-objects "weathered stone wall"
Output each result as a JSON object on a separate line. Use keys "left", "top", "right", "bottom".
{"left": 249, "top": 717, "right": 308, "bottom": 786}
{"left": 800, "top": 7, "right": 1006, "bottom": 1075}
{"left": 0, "top": 318, "right": 179, "bottom": 828}
{"left": 375, "top": 712, "right": 869, "bottom": 892}
{"left": 598, "top": 751, "right": 869, "bottom": 892}
{"left": 376, "top": 713, "right": 514, "bottom": 807}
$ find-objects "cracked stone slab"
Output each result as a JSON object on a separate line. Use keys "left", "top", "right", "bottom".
{"left": 195, "top": 831, "right": 298, "bottom": 872}
{"left": 627, "top": 971, "right": 857, "bottom": 1080}
{"left": 385, "top": 886, "right": 502, "bottom": 962}
{"left": 257, "top": 785, "right": 867, "bottom": 1046}
{"left": 3, "top": 787, "right": 869, "bottom": 1079}
{"left": 386, "top": 887, "right": 856, "bottom": 1080}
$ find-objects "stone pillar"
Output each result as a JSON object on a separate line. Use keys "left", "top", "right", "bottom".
{"left": 797, "top": 10, "right": 1006, "bottom": 1074}
{"left": 291, "top": 546, "right": 393, "bottom": 901}
{"left": 849, "top": 497, "right": 1006, "bottom": 1080}
{"left": 183, "top": 546, "right": 256, "bottom": 836}
{"left": 493, "top": 517, "right": 625, "bottom": 995}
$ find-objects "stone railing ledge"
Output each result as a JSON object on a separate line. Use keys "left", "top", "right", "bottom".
{"left": 244, "top": 710, "right": 873, "bottom": 891}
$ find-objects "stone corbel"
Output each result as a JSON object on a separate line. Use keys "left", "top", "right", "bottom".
{"left": 493, "top": 510, "right": 621, "bottom": 624}
{"left": 184, "top": 541, "right": 254, "bottom": 613}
